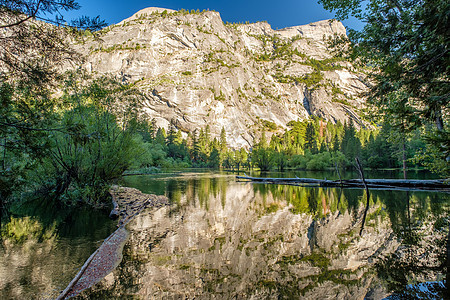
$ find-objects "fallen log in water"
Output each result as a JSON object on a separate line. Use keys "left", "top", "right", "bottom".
{"left": 56, "top": 227, "right": 129, "bottom": 300}
{"left": 236, "top": 175, "right": 449, "bottom": 191}
{"left": 341, "top": 179, "right": 448, "bottom": 188}
{"left": 236, "top": 175, "right": 332, "bottom": 185}
{"left": 56, "top": 187, "right": 170, "bottom": 300}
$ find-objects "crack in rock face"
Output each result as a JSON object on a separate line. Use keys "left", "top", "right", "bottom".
{"left": 69, "top": 7, "right": 369, "bottom": 148}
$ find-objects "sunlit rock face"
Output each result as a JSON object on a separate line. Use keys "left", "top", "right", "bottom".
{"left": 84, "top": 178, "right": 397, "bottom": 299}
{"left": 72, "top": 7, "right": 368, "bottom": 148}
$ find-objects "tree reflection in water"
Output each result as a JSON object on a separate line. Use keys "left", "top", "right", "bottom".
{"left": 83, "top": 173, "right": 447, "bottom": 299}
{"left": 375, "top": 191, "right": 449, "bottom": 299}
{"left": 0, "top": 197, "right": 115, "bottom": 299}
{"left": 4, "top": 172, "right": 446, "bottom": 299}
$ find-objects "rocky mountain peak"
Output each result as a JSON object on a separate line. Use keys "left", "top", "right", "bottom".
{"left": 276, "top": 19, "right": 346, "bottom": 40}
{"left": 117, "top": 7, "right": 177, "bottom": 25}
{"left": 73, "top": 8, "right": 367, "bottom": 148}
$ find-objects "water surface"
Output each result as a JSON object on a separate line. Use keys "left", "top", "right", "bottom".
{"left": 0, "top": 200, "right": 116, "bottom": 299}
{"left": 79, "top": 171, "right": 447, "bottom": 299}
{"left": 0, "top": 171, "right": 447, "bottom": 299}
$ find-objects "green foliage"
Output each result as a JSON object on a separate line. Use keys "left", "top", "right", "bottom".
{"left": 208, "top": 148, "right": 221, "bottom": 168}
{"left": 248, "top": 118, "right": 427, "bottom": 173}
{"left": 320, "top": 0, "right": 450, "bottom": 175}
{"left": 332, "top": 97, "right": 351, "bottom": 106}
{"left": 250, "top": 34, "right": 307, "bottom": 61}
{"left": 301, "top": 57, "right": 344, "bottom": 71}
{"left": 306, "top": 152, "right": 333, "bottom": 170}
{"left": 92, "top": 43, "right": 146, "bottom": 53}
{"left": 0, "top": 72, "right": 151, "bottom": 206}
{"left": 272, "top": 151, "right": 288, "bottom": 171}
{"left": 262, "top": 120, "right": 278, "bottom": 131}
{"left": 305, "top": 122, "right": 318, "bottom": 153}
{"left": 341, "top": 121, "right": 361, "bottom": 161}
{"left": 252, "top": 147, "right": 274, "bottom": 172}
{"left": 300, "top": 252, "right": 330, "bottom": 270}
{"left": 0, "top": 1, "right": 108, "bottom": 208}
{"left": 273, "top": 71, "right": 324, "bottom": 88}
{"left": 1, "top": 216, "right": 56, "bottom": 244}
{"left": 39, "top": 77, "right": 145, "bottom": 205}
{"left": 298, "top": 71, "right": 324, "bottom": 87}
{"left": 331, "top": 85, "right": 344, "bottom": 96}
{"left": 288, "top": 151, "right": 344, "bottom": 171}
{"left": 414, "top": 129, "right": 450, "bottom": 177}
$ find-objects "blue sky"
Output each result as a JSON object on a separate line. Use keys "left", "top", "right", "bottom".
{"left": 64, "top": 0, "right": 363, "bottom": 31}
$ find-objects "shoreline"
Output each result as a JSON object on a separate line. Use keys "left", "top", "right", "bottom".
{"left": 56, "top": 186, "right": 169, "bottom": 299}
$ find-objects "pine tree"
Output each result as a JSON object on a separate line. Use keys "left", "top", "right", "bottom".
{"left": 305, "top": 122, "right": 318, "bottom": 154}
{"left": 208, "top": 147, "right": 220, "bottom": 168}
{"left": 191, "top": 129, "right": 200, "bottom": 163}
{"left": 219, "top": 127, "right": 227, "bottom": 151}
{"left": 320, "top": 0, "right": 449, "bottom": 175}
{"left": 341, "top": 121, "right": 361, "bottom": 160}
{"left": 166, "top": 121, "right": 177, "bottom": 146}
{"left": 332, "top": 133, "right": 340, "bottom": 152}
{"left": 155, "top": 127, "right": 166, "bottom": 146}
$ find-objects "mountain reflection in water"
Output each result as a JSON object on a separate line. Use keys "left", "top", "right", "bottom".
{"left": 77, "top": 172, "right": 448, "bottom": 299}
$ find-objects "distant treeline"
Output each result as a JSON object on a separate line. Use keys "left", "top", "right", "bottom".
{"left": 130, "top": 117, "right": 425, "bottom": 173}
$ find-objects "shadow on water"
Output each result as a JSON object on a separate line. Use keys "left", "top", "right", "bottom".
{"left": 0, "top": 197, "right": 116, "bottom": 299}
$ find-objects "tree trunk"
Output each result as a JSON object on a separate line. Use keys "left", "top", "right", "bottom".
{"left": 355, "top": 158, "right": 370, "bottom": 236}
{"left": 446, "top": 223, "right": 449, "bottom": 298}
{"left": 402, "top": 142, "right": 407, "bottom": 180}
{"left": 436, "top": 113, "right": 444, "bottom": 132}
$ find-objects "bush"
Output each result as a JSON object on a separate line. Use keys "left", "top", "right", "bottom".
{"left": 306, "top": 152, "right": 332, "bottom": 170}
{"left": 289, "top": 155, "right": 307, "bottom": 169}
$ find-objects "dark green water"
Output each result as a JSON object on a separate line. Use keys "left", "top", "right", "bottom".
{"left": 0, "top": 170, "right": 447, "bottom": 299}
{"left": 0, "top": 199, "right": 116, "bottom": 299}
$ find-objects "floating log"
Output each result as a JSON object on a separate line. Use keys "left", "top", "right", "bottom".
{"left": 56, "top": 227, "right": 128, "bottom": 300}
{"left": 342, "top": 179, "right": 448, "bottom": 188}
{"left": 236, "top": 175, "right": 332, "bottom": 184}
{"left": 236, "top": 175, "right": 449, "bottom": 191}
{"left": 57, "top": 188, "right": 170, "bottom": 299}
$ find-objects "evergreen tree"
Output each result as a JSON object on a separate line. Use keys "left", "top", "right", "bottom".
{"left": 208, "top": 147, "right": 220, "bottom": 169}
{"left": 219, "top": 127, "right": 227, "bottom": 152}
{"left": 191, "top": 129, "right": 200, "bottom": 163}
{"left": 332, "top": 133, "right": 340, "bottom": 152}
{"left": 252, "top": 131, "right": 273, "bottom": 171}
{"left": 305, "top": 122, "right": 318, "bottom": 154}
{"left": 155, "top": 128, "right": 166, "bottom": 146}
{"left": 150, "top": 118, "right": 157, "bottom": 139}
{"left": 197, "top": 128, "right": 209, "bottom": 163}
{"left": 166, "top": 121, "right": 177, "bottom": 146}
{"left": 259, "top": 131, "right": 268, "bottom": 148}
{"left": 341, "top": 121, "right": 361, "bottom": 161}
{"left": 320, "top": 0, "right": 449, "bottom": 175}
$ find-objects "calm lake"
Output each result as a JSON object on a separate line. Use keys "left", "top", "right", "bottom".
{"left": 1, "top": 170, "right": 448, "bottom": 299}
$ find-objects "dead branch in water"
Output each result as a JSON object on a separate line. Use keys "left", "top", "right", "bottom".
{"left": 236, "top": 175, "right": 449, "bottom": 192}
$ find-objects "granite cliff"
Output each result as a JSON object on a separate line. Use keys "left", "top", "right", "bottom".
{"left": 73, "top": 7, "right": 368, "bottom": 148}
